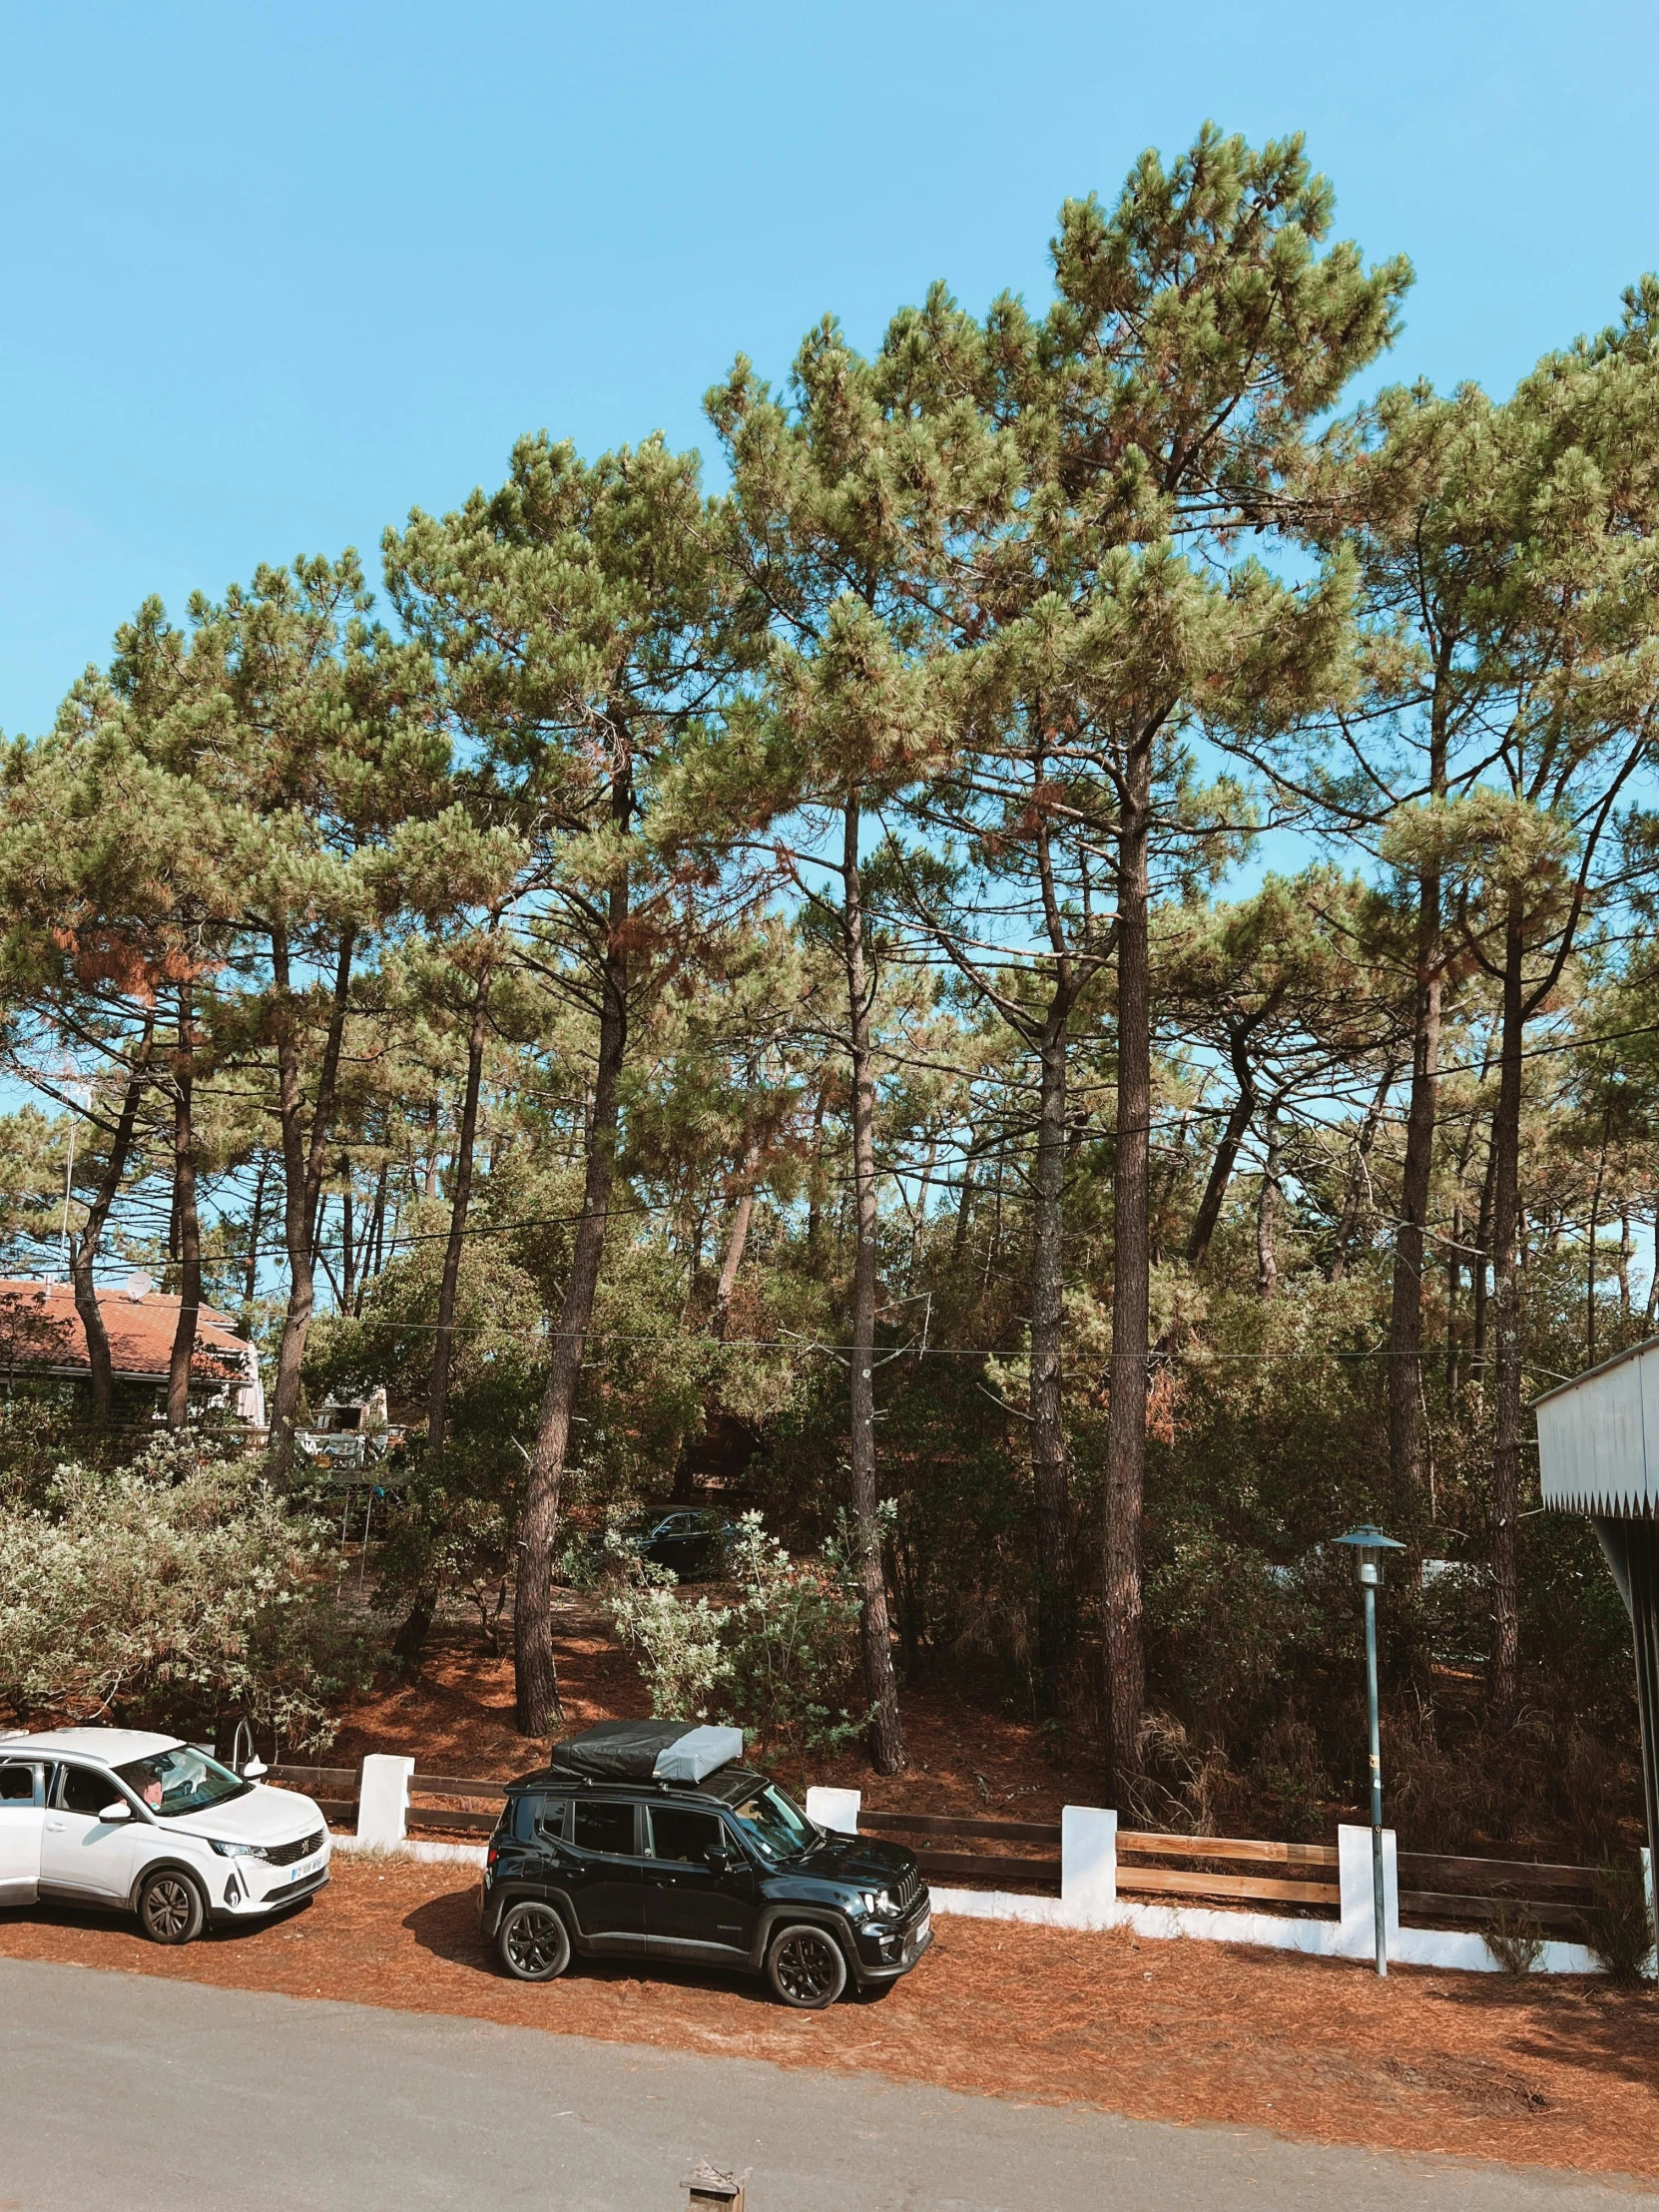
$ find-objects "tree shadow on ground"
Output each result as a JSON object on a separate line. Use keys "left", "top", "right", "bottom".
{"left": 1420, "top": 1974, "right": 1659, "bottom": 2096}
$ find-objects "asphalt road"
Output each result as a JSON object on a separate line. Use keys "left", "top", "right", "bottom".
{"left": 1, "top": 1956, "right": 1653, "bottom": 2212}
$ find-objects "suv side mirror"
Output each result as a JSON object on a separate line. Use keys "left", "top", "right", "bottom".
{"left": 705, "top": 1842, "right": 736, "bottom": 1873}
{"left": 99, "top": 1802, "right": 133, "bottom": 1824}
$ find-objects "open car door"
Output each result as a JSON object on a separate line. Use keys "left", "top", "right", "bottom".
{"left": 0, "top": 1760, "right": 46, "bottom": 1905}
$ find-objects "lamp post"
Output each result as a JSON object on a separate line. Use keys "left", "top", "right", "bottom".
{"left": 1336, "top": 1523, "right": 1404, "bottom": 1976}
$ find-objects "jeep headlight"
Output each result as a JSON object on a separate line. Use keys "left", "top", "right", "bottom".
{"left": 860, "top": 1888, "right": 899, "bottom": 1920}
{"left": 210, "top": 1839, "right": 271, "bottom": 1862}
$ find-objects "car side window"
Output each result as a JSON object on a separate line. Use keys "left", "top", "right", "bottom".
{"left": 570, "top": 1800, "right": 638, "bottom": 1858}
{"left": 532, "top": 1796, "right": 570, "bottom": 1843}
{"left": 0, "top": 1763, "right": 41, "bottom": 1806}
{"left": 58, "top": 1765, "right": 118, "bottom": 1817}
{"left": 647, "top": 1805, "right": 725, "bottom": 1864}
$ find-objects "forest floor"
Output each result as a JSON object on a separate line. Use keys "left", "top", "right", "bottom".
{"left": 1, "top": 1856, "right": 1655, "bottom": 2181}
{"left": 327, "top": 1600, "right": 1107, "bottom": 1822}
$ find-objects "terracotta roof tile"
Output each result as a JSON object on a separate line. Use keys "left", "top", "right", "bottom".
{"left": 0, "top": 1280, "right": 252, "bottom": 1383}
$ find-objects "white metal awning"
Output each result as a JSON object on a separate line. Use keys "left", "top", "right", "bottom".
{"left": 1534, "top": 1339, "right": 1659, "bottom": 1519}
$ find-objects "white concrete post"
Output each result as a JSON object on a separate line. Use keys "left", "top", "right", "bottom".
{"left": 1337, "top": 1823, "right": 1398, "bottom": 1962}
{"left": 1060, "top": 1806, "right": 1117, "bottom": 1923}
{"left": 356, "top": 1754, "right": 414, "bottom": 1850}
{"left": 805, "top": 1786, "right": 861, "bottom": 1836}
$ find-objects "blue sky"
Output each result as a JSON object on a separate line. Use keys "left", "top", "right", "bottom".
{"left": 2, "top": 0, "right": 1657, "bottom": 739}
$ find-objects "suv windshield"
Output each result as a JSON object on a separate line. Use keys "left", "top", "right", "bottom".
{"left": 728, "top": 1781, "right": 821, "bottom": 1862}
{"left": 114, "top": 1746, "right": 251, "bottom": 1820}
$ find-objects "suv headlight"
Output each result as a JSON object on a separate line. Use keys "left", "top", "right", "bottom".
{"left": 859, "top": 1888, "right": 899, "bottom": 1920}
{"left": 210, "top": 1839, "right": 272, "bottom": 1862}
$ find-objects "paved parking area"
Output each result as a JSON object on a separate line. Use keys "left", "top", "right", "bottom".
{"left": 2, "top": 1956, "right": 1655, "bottom": 2212}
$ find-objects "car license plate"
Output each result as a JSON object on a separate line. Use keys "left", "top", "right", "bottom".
{"left": 287, "top": 1855, "right": 320, "bottom": 1884}
{"left": 907, "top": 1913, "right": 930, "bottom": 1957}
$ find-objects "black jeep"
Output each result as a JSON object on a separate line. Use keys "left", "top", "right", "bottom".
{"left": 479, "top": 1720, "right": 932, "bottom": 2009}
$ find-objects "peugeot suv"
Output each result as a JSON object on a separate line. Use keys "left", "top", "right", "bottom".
{"left": 0, "top": 1727, "right": 330, "bottom": 1944}
{"left": 479, "top": 1720, "right": 931, "bottom": 2008}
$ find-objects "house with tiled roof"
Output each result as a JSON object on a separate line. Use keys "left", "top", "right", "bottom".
{"left": 0, "top": 1274, "right": 266, "bottom": 1427}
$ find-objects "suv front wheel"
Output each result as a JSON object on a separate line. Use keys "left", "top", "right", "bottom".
{"left": 138, "top": 1868, "right": 207, "bottom": 1946}
{"left": 766, "top": 1923, "right": 847, "bottom": 2009}
{"left": 497, "top": 1901, "right": 572, "bottom": 1982}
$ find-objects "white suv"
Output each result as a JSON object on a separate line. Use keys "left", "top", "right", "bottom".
{"left": 0, "top": 1728, "right": 330, "bottom": 1944}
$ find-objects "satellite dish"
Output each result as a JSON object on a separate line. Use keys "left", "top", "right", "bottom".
{"left": 122, "top": 1271, "right": 155, "bottom": 1300}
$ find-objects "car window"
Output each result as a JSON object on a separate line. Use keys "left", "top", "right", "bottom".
{"left": 570, "top": 1800, "right": 638, "bottom": 1857}
{"left": 114, "top": 1745, "right": 249, "bottom": 1820}
{"left": 58, "top": 1765, "right": 121, "bottom": 1818}
{"left": 648, "top": 1805, "right": 726, "bottom": 1863}
{"left": 0, "top": 1763, "right": 41, "bottom": 1806}
{"left": 531, "top": 1796, "right": 570, "bottom": 1842}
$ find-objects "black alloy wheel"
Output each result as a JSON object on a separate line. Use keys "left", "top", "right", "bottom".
{"left": 138, "top": 1869, "right": 206, "bottom": 1946}
{"left": 767, "top": 1924, "right": 847, "bottom": 2009}
{"left": 497, "top": 1901, "right": 572, "bottom": 1982}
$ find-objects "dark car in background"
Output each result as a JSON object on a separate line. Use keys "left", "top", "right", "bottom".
{"left": 478, "top": 1721, "right": 931, "bottom": 2009}
{"left": 635, "top": 1509, "right": 734, "bottom": 1580}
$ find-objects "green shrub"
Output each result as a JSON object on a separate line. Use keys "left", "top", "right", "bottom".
{"left": 608, "top": 1511, "right": 866, "bottom": 1757}
{"left": 1581, "top": 1860, "right": 1657, "bottom": 1987}
{"left": 0, "top": 1439, "right": 371, "bottom": 1750}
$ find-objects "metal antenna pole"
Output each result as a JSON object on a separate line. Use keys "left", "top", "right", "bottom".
{"left": 1365, "top": 1577, "right": 1386, "bottom": 1977}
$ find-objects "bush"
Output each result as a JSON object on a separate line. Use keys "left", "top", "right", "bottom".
{"left": 0, "top": 1439, "right": 371, "bottom": 1750}
{"left": 608, "top": 1511, "right": 866, "bottom": 1757}
{"left": 1483, "top": 1901, "right": 1545, "bottom": 1976}
{"left": 1581, "top": 1860, "right": 1657, "bottom": 1986}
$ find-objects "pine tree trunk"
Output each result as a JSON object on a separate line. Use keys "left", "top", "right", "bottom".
{"left": 70, "top": 1024, "right": 154, "bottom": 1428}
{"left": 515, "top": 749, "right": 633, "bottom": 1738}
{"left": 1256, "top": 1099, "right": 1282, "bottom": 1301}
{"left": 428, "top": 961, "right": 492, "bottom": 1453}
{"left": 711, "top": 1179, "right": 756, "bottom": 1342}
{"left": 1488, "top": 897, "right": 1525, "bottom": 1721}
{"left": 806, "top": 1084, "right": 827, "bottom": 1258}
{"left": 1331, "top": 1059, "right": 1394, "bottom": 1283}
{"left": 1030, "top": 1001, "right": 1078, "bottom": 1717}
{"left": 1103, "top": 739, "right": 1152, "bottom": 1797}
{"left": 951, "top": 1158, "right": 975, "bottom": 1264}
{"left": 167, "top": 988, "right": 202, "bottom": 1429}
{"left": 842, "top": 791, "right": 907, "bottom": 1773}
{"left": 1471, "top": 1118, "right": 1495, "bottom": 1395}
{"left": 1585, "top": 1108, "right": 1610, "bottom": 1366}
{"left": 271, "top": 926, "right": 356, "bottom": 1464}
{"left": 1187, "top": 1011, "right": 1274, "bottom": 1270}
{"left": 242, "top": 1153, "right": 268, "bottom": 1327}
{"left": 1387, "top": 862, "right": 1442, "bottom": 1508}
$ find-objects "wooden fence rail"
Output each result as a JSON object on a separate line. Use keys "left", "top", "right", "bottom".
{"left": 267, "top": 1762, "right": 1609, "bottom": 1932}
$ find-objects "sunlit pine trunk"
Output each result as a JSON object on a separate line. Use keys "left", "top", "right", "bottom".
{"left": 1488, "top": 896, "right": 1525, "bottom": 1721}
{"left": 71, "top": 1022, "right": 154, "bottom": 1427}
{"left": 842, "top": 789, "right": 906, "bottom": 1773}
{"left": 271, "top": 925, "right": 356, "bottom": 1465}
{"left": 428, "top": 953, "right": 494, "bottom": 1452}
{"left": 166, "top": 986, "right": 202, "bottom": 1429}
{"left": 515, "top": 747, "right": 632, "bottom": 1737}
{"left": 1030, "top": 999, "right": 1079, "bottom": 1717}
{"left": 1387, "top": 859, "right": 1442, "bottom": 1507}
{"left": 1103, "top": 735, "right": 1152, "bottom": 1798}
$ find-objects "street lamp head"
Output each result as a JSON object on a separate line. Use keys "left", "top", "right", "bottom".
{"left": 1335, "top": 1523, "right": 1405, "bottom": 1588}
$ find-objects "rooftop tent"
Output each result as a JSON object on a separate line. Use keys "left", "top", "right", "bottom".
{"left": 1534, "top": 1341, "right": 1659, "bottom": 1916}
{"left": 547, "top": 1720, "right": 745, "bottom": 1785}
